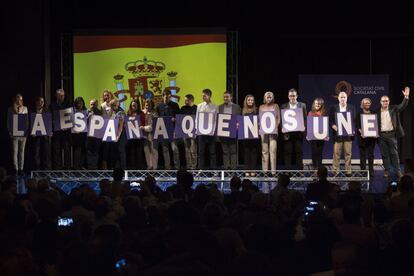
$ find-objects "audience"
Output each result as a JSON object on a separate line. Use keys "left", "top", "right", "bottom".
{"left": 0, "top": 164, "right": 413, "bottom": 275}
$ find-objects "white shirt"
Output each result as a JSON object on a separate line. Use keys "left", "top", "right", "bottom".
{"left": 289, "top": 103, "right": 297, "bottom": 109}
{"left": 15, "top": 105, "right": 28, "bottom": 114}
{"left": 339, "top": 104, "right": 347, "bottom": 112}
{"left": 197, "top": 101, "right": 218, "bottom": 114}
{"left": 381, "top": 109, "right": 394, "bottom": 132}
{"left": 196, "top": 101, "right": 218, "bottom": 132}
{"left": 101, "top": 102, "right": 113, "bottom": 119}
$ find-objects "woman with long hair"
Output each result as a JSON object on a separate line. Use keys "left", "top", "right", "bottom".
{"left": 32, "top": 96, "right": 51, "bottom": 169}
{"left": 126, "top": 100, "right": 145, "bottom": 169}
{"left": 8, "top": 94, "right": 28, "bottom": 175}
{"left": 308, "top": 98, "right": 327, "bottom": 169}
{"left": 242, "top": 94, "right": 259, "bottom": 176}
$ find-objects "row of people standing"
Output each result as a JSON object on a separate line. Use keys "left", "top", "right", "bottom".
{"left": 8, "top": 87, "right": 410, "bottom": 177}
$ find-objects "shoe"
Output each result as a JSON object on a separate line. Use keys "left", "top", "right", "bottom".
{"left": 250, "top": 172, "right": 256, "bottom": 177}
{"left": 384, "top": 170, "right": 390, "bottom": 178}
{"left": 245, "top": 173, "right": 250, "bottom": 177}
{"left": 18, "top": 169, "right": 25, "bottom": 176}
{"left": 345, "top": 172, "right": 352, "bottom": 177}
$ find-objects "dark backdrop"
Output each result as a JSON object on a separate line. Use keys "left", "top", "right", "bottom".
{"left": 1, "top": 0, "right": 414, "bottom": 171}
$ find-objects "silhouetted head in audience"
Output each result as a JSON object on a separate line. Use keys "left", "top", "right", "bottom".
{"left": 404, "top": 158, "right": 414, "bottom": 173}
{"left": 94, "top": 196, "right": 111, "bottom": 219}
{"left": 202, "top": 202, "right": 225, "bottom": 228}
{"left": 391, "top": 219, "right": 414, "bottom": 248}
{"left": 241, "top": 179, "right": 258, "bottom": 192}
{"left": 230, "top": 176, "right": 241, "bottom": 192}
{"left": 34, "top": 198, "right": 59, "bottom": 222}
{"left": 25, "top": 178, "right": 37, "bottom": 193}
{"left": 168, "top": 200, "right": 200, "bottom": 228}
{"left": 342, "top": 197, "right": 361, "bottom": 224}
{"left": 176, "top": 169, "right": 193, "bottom": 192}
{"left": 231, "top": 252, "right": 272, "bottom": 276}
{"left": 399, "top": 175, "right": 414, "bottom": 194}
{"left": 112, "top": 168, "right": 124, "bottom": 182}
{"left": 0, "top": 248, "right": 37, "bottom": 276}
{"left": 69, "top": 188, "right": 84, "bottom": 206}
{"left": 348, "top": 181, "right": 361, "bottom": 195}
{"left": 278, "top": 173, "right": 290, "bottom": 188}
{"left": 99, "top": 178, "right": 111, "bottom": 196}
{"left": 37, "top": 178, "right": 50, "bottom": 193}
{"left": 1, "top": 177, "right": 17, "bottom": 194}
{"left": 317, "top": 166, "right": 328, "bottom": 180}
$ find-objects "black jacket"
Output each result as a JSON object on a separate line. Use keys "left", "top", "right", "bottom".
{"left": 329, "top": 103, "right": 356, "bottom": 142}
{"left": 376, "top": 97, "right": 409, "bottom": 138}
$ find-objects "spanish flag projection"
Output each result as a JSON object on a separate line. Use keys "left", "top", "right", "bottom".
{"left": 73, "top": 33, "right": 227, "bottom": 109}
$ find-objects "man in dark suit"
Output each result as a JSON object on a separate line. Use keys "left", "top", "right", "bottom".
{"left": 155, "top": 90, "right": 180, "bottom": 169}
{"left": 49, "top": 88, "right": 72, "bottom": 169}
{"left": 330, "top": 91, "right": 356, "bottom": 176}
{"left": 377, "top": 86, "right": 410, "bottom": 179}
{"left": 218, "top": 91, "right": 241, "bottom": 169}
{"left": 280, "top": 88, "right": 307, "bottom": 170}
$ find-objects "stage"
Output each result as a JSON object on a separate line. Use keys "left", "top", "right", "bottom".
{"left": 26, "top": 168, "right": 377, "bottom": 195}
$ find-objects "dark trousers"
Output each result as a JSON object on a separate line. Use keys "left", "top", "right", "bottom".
{"left": 379, "top": 131, "right": 400, "bottom": 174}
{"left": 221, "top": 138, "right": 237, "bottom": 169}
{"left": 33, "top": 136, "right": 51, "bottom": 170}
{"left": 199, "top": 135, "right": 216, "bottom": 169}
{"left": 310, "top": 140, "right": 324, "bottom": 169}
{"left": 359, "top": 137, "right": 376, "bottom": 173}
{"left": 126, "top": 139, "right": 144, "bottom": 169}
{"left": 108, "top": 132, "right": 127, "bottom": 169}
{"left": 244, "top": 139, "right": 259, "bottom": 170}
{"left": 52, "top": 132, "right": 71, "bottom": 169}
{"left": 72, "top": 133, "right": 87, "bottom": 169}
{"left": 284, "top": 135, "right": 304, "bottom": 170}
{"left": 86, "top": 137, "right": 101, "bottom": 169}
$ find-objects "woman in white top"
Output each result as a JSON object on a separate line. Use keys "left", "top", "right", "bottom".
{"left": 8, "top": 94, "right": 28, "bottom": 175}
{"left": 259, "top": 91, "right": 281, "bottom": 172}
{"left": 101, "top": 90, "right": 114, "bottom": 119}
{"left": 140, "top": 99, "right": 158, "bottom": 170}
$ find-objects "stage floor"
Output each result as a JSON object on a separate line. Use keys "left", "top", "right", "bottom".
{"left": 21, "top": 165, "right": 393, "bottom": 195}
